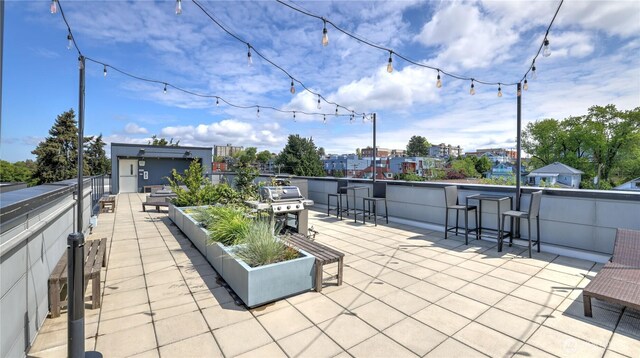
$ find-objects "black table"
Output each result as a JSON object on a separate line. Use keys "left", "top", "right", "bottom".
{"left": 344, "top": 185, "right": 369, "bottom": 222}
{"left": 466, "top": 194, "right": 513, "bottom": 247}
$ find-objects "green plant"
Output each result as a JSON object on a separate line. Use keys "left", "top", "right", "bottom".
{"left": 168, "top": 160, "right": 243, "bottom": 206}
{"left": 190, "top": 206, "right": 251, "bottom": 246}
{"left": 234, "top": 221, "right": 299, "bottom": 267}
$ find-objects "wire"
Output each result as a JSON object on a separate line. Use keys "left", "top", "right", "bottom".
{"left": 190, "top": 0, "right": 365, "bottom": 115}
{"left": 520, "top": 0, "right": 564, "bottom": 82}
{"left": 55, "top": 0, "right": 82, "bottom": 56}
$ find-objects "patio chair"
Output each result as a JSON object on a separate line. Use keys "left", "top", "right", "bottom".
{"left": 360, "top": 182, "right": 388, "bottom": 226}
{"left": 499, "top": 190, "right": 542, "bottom": 258}
{"left": 443, "top": 186, "right": 478, "bottom": 245}
{"left": 327, "top": 179, "right": 348, "bottom": 219}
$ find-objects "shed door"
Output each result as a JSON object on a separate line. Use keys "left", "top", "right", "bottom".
{"left": 119, "top": 159, "right": 138, "bottom": 193}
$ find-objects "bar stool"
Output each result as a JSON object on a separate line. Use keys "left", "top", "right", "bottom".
{"left": 444, "top": 186, "right": 479, "bottom": 244}
{"left": 327, "top": 180, "right": 348, "bottom": 219}
{"left": 361, "top": 182, "right": 388, "bottom": 226}
{"left": 500, "top": 191, "right": 542, "bottom": 258}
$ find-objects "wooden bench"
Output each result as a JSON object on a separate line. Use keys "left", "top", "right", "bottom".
{"left": 142, "top": 196, "right": 170, "bottom": 212}
{"left": 48, "top": 238, "right": 107, "bottom": 318}
{"left": 99, "top": 195, "right": 116, "bottom": 213}
{"left": 143, "top": 185, "right": 164, "bottom": 193}
{"left": 287, "top": 233, "right": 344, "bottom": 292}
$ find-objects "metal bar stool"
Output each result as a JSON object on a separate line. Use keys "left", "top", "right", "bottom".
{"left": 327, "top": 179, "right": 348, "bottom": 219}
{"left": 361, "top": 182, "right": 388, "bottom": 226}
{"left": 500, "top": 191, "right": 542, "bottom": 258}
{"left": 444, "top": 186, "right": 479, "bottom": 245}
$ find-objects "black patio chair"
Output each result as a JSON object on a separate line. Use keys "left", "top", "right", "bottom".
{"left": 444, "top": 186, "right": 479, "bottom": 245}
{"left": 499, "top": 190, "right": 542, "bottom": 258}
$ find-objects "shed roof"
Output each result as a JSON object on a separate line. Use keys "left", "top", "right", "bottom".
{"left": 529, "top": 162, "right": 584, "bottom": 175}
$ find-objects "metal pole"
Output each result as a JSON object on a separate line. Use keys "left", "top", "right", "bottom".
{"left": 68, "top": 55, "right": 86, "bottom": 358}
{"left": 515, "top": 83, "right": 522, "bottom": 237}
{"left": 372, "top": 113, "right": 377, "bottom": 182}
{"left": 0, "top": 0, "right": 4, "bottom": 129}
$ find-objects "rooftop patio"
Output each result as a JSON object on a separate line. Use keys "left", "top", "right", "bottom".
{"left": 28, "top": 193, "right": 639, "bottom": 357}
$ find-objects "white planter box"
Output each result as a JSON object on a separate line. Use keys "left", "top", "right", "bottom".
{"left": 169, "top": 206, "right": 315, "bottom": 307}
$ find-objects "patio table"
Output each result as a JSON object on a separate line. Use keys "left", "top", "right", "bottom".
{"left": 344, "top": 185, "right": 370, "bottom": 222}
{"left": 466, "top": 194, "right": 512, "bottom": 248}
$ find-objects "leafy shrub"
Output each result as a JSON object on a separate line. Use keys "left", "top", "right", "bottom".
{"left": 168, "top": 160, "right": 242, "bottom": 206}
{"left": 234, "top": 221, "right": 299, "bottom": 267}
{"left": 191, "top": 206, "right": 251, "bottom": 246}
{"left": 445, "top": 170, "right": 466, "bottom": 179}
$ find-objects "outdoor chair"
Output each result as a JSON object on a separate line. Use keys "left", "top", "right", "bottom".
{"left": 444, "top": 186, "right": 478, "bottom": 245}
{"left": 360, "top": 182, "right": 389, "bottom": 226}
{"left": 327, "top": 179, "right": 348, "bottom": 219}
{"left": 499, "top": 190, "right": 542, "bottom": 258}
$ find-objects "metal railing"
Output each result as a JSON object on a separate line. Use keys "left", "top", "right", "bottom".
{"left": 90, "top": 174, "right": 111, "bottom": 213}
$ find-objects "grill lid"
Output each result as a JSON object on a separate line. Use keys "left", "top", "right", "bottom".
{"left": 259, "top": 186, "right": 303, "bottom": 202}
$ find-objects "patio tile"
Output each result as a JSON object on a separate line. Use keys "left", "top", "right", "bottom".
{"left": 103, "top": 275, "right": 147, "bottom": 293}
{"left": 95, "top": 323, "right": 157, "bottom": 357}
{"left": 106, "top": 265, "right": 144, "bottom": 280}
{"left": 413, "top": 304, "right": 471, "bottom": 336}
{"left": 476, "top": 307, "right": 540, "bottom": 341}
{"left": 603, "top": 349, "right": 632, "bottom": 358}
{"left": 192, "top": 286, "right": 236, "bottom": 309}
{"left": 97, "top": 311, "right": 152, "bottom": 335}
{"left": 416, "top": 258, "right": 453, "bottom": 272}
{"left": 202, "top": 301, "right": 253, "bottom": 330}
{"left": 510, "top": 285, "right": 566, "bottom": 309}
{"left": 145, "top": 268, "right": 184, "bottom": 286}
{"left": 424, "top": 272, "right": 468, "bottom": 291}
{"left": 454, "top": 322, "right": 524, "bottom": 357}
{"left": 147, "top": 281, "right": 191, "bottom": 302}
{"left": 456, "top": 283, "right": 506, "bottom": 306}
{"left": 501, "top": 260, "right": 543, "bottom": 276}
{"left": 159, "top": 332, "right": 222, "bottom": 357}
{"left": 607, "top": 332, "right": 640, "bottom": 357}
{"left": 536, "top": 268, "right": 584, "bottom": 286}
{"left": 442, "top": 266, "right": 484, "bottom": 282}
{"left": 151, "top": 299, "right": 200, "bottom": 321}
{"left": 458, "top": 259, "right": 496, "bottom": 274}
{"left": 543, "top": 311, "right": 615, "bottom": 348}
{"left": 515, "top": 344, "right": 558, "bottom": 358}
{"left": 350, "top": 300, "right": 406, "bottom": 331}
{"left": 278, "top": 326, "right": 344, "bottom": 358}
{"left": 341, "top": 267, "right": 375, "bottom": 285}
{"left": 295, "top": 294, "right": 345, "bottom": 324}
{"left": 378, "top": 290, "right": 430, "bottom": 315}
{"left": 383, "top": 317, "right": 447, "bottom": 356}
{"left": 488, "top": 267, "right": 532, "bottom": 284}
{"left": 523, "top": 277, "right": 573, "bottom": 297}
{"left": 324, "top": 285, "right": 376, "bottom": 309}
{"left": 317, "top": 312, "right": 378, "bottom": 349}
{"left": 555, "top": 297, "right": 621, "bottom": 328}
{"left": 435, "top": 293, "right": 490, "bottom": 320}
{"left": 352, "top": 279, "right": 399, "bottom": 298}
{"left": 527, "top": 326, "right": 605, "bottom": 357}
{"left": 154, "top": 307, "right": 210, "bottom": 347}
{"left": 404, "top": 281, "right": 451, "bottom": 303}
{"left": 214, "top": 318, "right": 273, "bottom": 357}
{"left": 235, "top": 342, "right": 287, "bottom": 358}
{"left": 149, "top": 292, "right": 195, "bottom": 311}
{"left": 256, "top": 305, "right": 313, "bottom": 340}
{"left": 472, "top": 274, "right": 520, "bottom": 294}
{"left": 127, "top": 348, "right": 160, "bottom": 358}
{"left": 377, "top": 270, "right": 420, "bottom": 288}
{"left": 425, "top": 338, "right": 487, "bottom": 357}
{"left": 432, "top": 253, "right": 467, "bottom": 266}
{"left": 494, "top": 295, "right": 554, "bottom": 323}
{"left": 100, "top": 287, "right": 149, "bottom": 311}
{"left": 348, "top": 333, "right": 417, "bottom": 358}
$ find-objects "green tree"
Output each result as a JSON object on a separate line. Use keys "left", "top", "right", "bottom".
{"left": 451, "top": 157, "right": 480, "bottom": 178}
{"left": 475, "top": 156, "right": 492, "bottom": 176}
{"left": 0, "top": 160, "right": 37, "bottom": 185}
{"left": 406, "top": 135, "right": 431, "bottom": 157}
{"left": 317, "top": 147, "right": 326, "bottom": 157}
{"left": 85, "top": 134, "right": 111, "bottom": 175}
{"left": 355, "top": 148, "right": 361, "bottom": 159}
{"left": 31, "top": 109, "right": 90, "bottom": 184}
{"left": 233, "top": 147, "right": 259, "bottom": 198}
{"left": 148, "top": 135, "right": 180, "bottom": 146}
{"left": 276, "top": 135, "right": 325, "bottom": 176}
{"left": 256, "top": 150, "right": 272, "bottom": 164}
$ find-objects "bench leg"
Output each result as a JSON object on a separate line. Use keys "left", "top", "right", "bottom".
{"left": 315, "top": 261, "right": 323, "bottom": 292}
{"left": 337, "top": 257, "right": 344, "bottom": 286}
{"left": 92, "top": 273, "right": 101, "bottom": 309}
{"left": 49, "top": 281, "right": 61, "bottom": 318}
{"left": 583, "top": 294, "right": 593, "bottom": 317}
{"left": 142, "top": 204, "right": 146, "bottom": 212}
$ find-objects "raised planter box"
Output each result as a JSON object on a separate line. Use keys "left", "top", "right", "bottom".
{"left": 169, "top": 205, "right": 315, "bottom": 307}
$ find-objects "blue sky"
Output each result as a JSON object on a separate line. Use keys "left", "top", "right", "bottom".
{"left": 2, "top": 0, "right": 639, "bottom": 162}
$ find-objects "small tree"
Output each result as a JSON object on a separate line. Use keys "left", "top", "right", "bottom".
{"left": 233, "top": 148, "right": 259, "bottom": 199}
{"left": 148, "top": 135, "right": 180, "bottom": 146}
{"left": 86, "top": 134, "right": 111, "bottom": 175}
{"left": 276, "top": 135, "right": 325, "bottom": 176}
{"left": 406, "top": 135, "right": 431, "bottom": 157}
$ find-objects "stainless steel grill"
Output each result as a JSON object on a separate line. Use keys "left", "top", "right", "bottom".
{"left": 246, "top": 185, "right": 314, "bottom": 235}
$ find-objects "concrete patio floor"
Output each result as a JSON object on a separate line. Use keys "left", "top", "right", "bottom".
{"left": 28, "top": 193, "right": 639, "bottom": 357}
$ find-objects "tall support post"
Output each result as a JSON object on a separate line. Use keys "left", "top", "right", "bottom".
{"left": 0, "top": 0, "right": 4, "bottom": 127}
{"left": 372, "top": 113, "right": 377, "bottom": 183}
{"left": 515, "top": 82, "right": 522, "bottom": 237}
{"left": 68, "top": 55, "right": 86, "bottom": 358}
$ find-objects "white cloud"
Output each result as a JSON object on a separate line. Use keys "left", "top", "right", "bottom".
{"left": 159, "top": 119, "right": 285, "bottom": 148}
{"left": 124, "top": 122, "right": 148, "bottom": 134}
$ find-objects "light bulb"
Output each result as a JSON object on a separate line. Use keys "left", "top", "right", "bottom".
{"left": 247, "top": 46, "right": 253, "bottom": 66}
{"left": 216, "top": 98, "right": 219, "bottom": 106}
{"left": 67, "top": 33, "right": 73, "bottom": 50}
{"left": 350, "top": 115, "right": 354, "bottom": 123}
{"left": 362, "top": 114, "right": 366, "bottom": 123}
{"left": 317, "top": 95, "right": 321, "bottom": 110}
{"left": 523, "top": 79, "right": 529, "bottom": 91}
{"left": 497, "top": 84, "right": 502, "bottom": 97}
{"left": 323, "top": 115, "right": 326, "bottom": 124}
{"left": 257, "top": 107, "right": 260, "bottom": 118}
{"left": 469, "top": 81, "right": 476, "bottom": 95}
{"left": 542, "top": 39, "right": 551, "bottom": 57}
{"left": 50, "top": 0, "right": 57, "bottom": 14}
{"left": 163, "top": 83, "right": 167, "bottom": 94}
{"left": 290, "top": 79, "right": 295, "bottom": 94}
{"left": 335, "top": 106, "right": 338, "bottom": 116}
{"left": 436, "top": 71, "right": 442, "bottom": 88}
{"left": 103, "top": 65, "right": 107, "bottom": 77}
{"left": 175, "top": 0, "right": 182, "bottom": 15}
{"left": 322, "top": 21, "right": 329, "bottom": 47}
{"left": 531, "top": 66, "right": 537, "bottom": 80}
{"left": 293, "top": 112, "right": 296, "bottom": 121}
{"left": 386, "top": 52, "right": 393, "bottom": 73}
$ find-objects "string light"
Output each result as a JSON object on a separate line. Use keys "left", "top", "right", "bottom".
{"left": 50, "top": 0, "right": 57, "bottom": 14}
{"left": 350, "top": 114, "right": 354, "bottom": 123}
{"left": 317, "top": 94, "right": 321, "bottom": 110}
{"left": 67, "top": 32, "right": 73, "bottom": 50}
{"left": 386, "top": 51, "right": 393, "bottom": 73}
{"left": 257, "top": 106, "right": 260, "bottom": 118}
{"left": 497, "top": 83, "right": 502, "bottom": 97}
{"left": 323, "top": 115, "right": 326, "bottom": 124}
{"left": 335, "top": 105, "right": 339, "bottom": 116}
{"left": 436, "top": 70, "right": 442, "bottom": 88}
{"left": 543, "top": 38, "right": 551, "bottom": 57}
{"left": 175, "top": 0, "right": 182, "bottom": 15}
{"left": 322, "top": 19, "right": 329, "bottom": 47}
{"left": 290, "top": 78, "right": 295, "bottom": 94}
{"left": 531, "top": 61, "right": 537, "bottom": 80}
{"left": 163, "top": 83, "right": 167, "bottom": 94}
{"left": 293, "top": 111, "right": 296, "bottom": 121}
{"left": 216, "top": 97, "right": 219, "bottom": 106}
{"left": 247, "top": 44, "right": 253, "bottom": 66}
{"left": 517, "top": 84, "right": 522, "bottom": 97}
{"left": 523, "top": 78, "right": 529, "bottom": 91}
{"left": 469, "top": 80, "right": 476, "bottom": 95}
{"left": 103, "top": 65, "right": 107, "bottom": 77}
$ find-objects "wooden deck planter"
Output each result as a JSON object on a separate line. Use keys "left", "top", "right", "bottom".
{"left": 169, "top": 204, "right": 315, "bottom": 307}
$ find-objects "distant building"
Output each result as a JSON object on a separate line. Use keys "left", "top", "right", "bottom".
{"left": 212, "top": 162, "right": 227, "bottom": 172}
{"left": 214, "top": 144, "right": 243, "bottom": 158}
{"left": 390, "top": 149, "right": 406, "bottom": 157}
{"left": 389, "top": 157, "right": 438, "bottom": 177}
{"left": 527, "top": 162, "right": 583, "bottom": 188}
{"left": 362, "top": 147, "right": 390, "bottom": 158}
{"left": 467, "top": 148, "right": 517, "bottom": 162}
{"left": 614, "top": 177, "right": 640, "bottom": 191}
{"left": 429, "top": 143, "right": 462, "bottom": 158}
